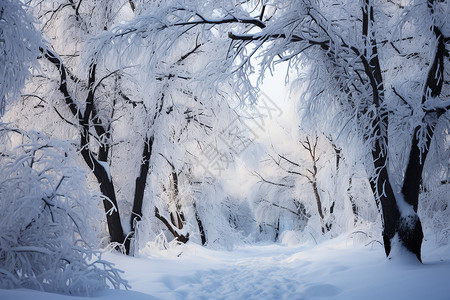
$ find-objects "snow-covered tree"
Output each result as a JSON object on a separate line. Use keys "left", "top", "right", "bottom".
{"left": 0, "top": 1, "right": 129, "bottom": 294}
{"left": 251, "top": 128, "right": 376, "bottom": 242}
{"left": 4, "top": 0, "right": 246, "bottom": 255}
{"left": 0, "top": 129, "right": 128, "bottom": 294}
{"left": 89, "top": 0, "right": 450, "bottom": 261}
{"left": 0, "top": 0, "right": 40, "bottom": 115}
{"left": 4, "top": 0, "right": 448, "bottom": 262}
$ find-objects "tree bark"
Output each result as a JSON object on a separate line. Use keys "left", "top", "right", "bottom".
{"left": 193, "top": 201, "right": 207, "bottom": 245}
{"left": 130, "top": 136, "right": 154, "bottom": 232}
{"left": 42, "top": 47, "right": 128, "bottom": 252}
{"left": 312, "top": 180, "right": 326, "bottom": 233}
{"left": 81, "top": 61, "right": 128, "bottom": 252}
{"left": 361, "top": 0, "right": 405, "bottom": 259}
{"left": 397, "top": 9, "right": 446, "bottom": 261}
{"left": 369, "top": 147, "right": 400, "bottom": 258}
{"left": 302, "top": 136, "right": 330, "bottom": 233}
{"left": 90, "top": 156, "right": 126, "bottom": 247}
{"left": 155, "top": 156, "right": 190, "bottom": 244}
{"left": 154, "top": 207, "right": 189, "bottom": 243}
{"left": 347, "top": 177, "right": 359, "bottom": 225}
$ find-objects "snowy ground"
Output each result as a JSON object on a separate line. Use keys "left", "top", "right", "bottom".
{"left": 1, "top": 235, "right": 450, "bottom": 300}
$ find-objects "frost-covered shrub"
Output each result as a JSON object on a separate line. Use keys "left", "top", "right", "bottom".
{"left": 0, "top": 0, "right": 40, "bottom": 115}
{"left": 0, "top": 129, "right": 129, "bottom": 295}
{"left": 420, "top": 185, "right": 450, "bottom": 247}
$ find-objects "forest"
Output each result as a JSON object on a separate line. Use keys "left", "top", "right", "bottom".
{"left": 0, "top": 0, "right": 449, "bottom": 299}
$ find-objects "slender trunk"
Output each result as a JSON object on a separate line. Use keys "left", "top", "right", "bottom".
{"left": 274, "top": 217, "right": 280, "bottom": 241}
{"left": 333, "top": 144, "right": 341, "bottom": 171}
{"left": 312, "top": 180, "right": 326, "bottom": 233}
{"left": 130, "top": 135, "right": 154, "bottom": 232}
{"left": 302, "top": 136, "right": 330, "bottom": 233}
{"left": 347, "top": 177, "right": 358, "bottom": 225}
{"left": 128, "top": 0, "right": 135, "bottom": 11}
{"left": 125, "top": 135, "right": 154, "bottom": 254}
{"left": 193, "top": 202, "right": 207, "bottom": 245}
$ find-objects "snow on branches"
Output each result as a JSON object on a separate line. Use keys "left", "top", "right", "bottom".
{"left": 0, "top": 0, "right": 41, "bottom": 116}
{"left": 0, "top": 128, "right": 129, "bottom": 295}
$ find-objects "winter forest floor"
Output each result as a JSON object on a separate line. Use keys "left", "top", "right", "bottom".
{"left": 1, "top": 235, "right": 450, "bottom": 300}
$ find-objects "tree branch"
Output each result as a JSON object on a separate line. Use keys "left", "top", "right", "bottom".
{"left": 39, "top": 47, "right": 81, "bottom": 119}
{"left": 251, "top": 170, "right": 294, "bottom": 188}
{"left": 174, "top": 14, "right": 266, "bottom": 29}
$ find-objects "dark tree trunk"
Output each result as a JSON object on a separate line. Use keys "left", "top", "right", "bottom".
{"left": 397, "top": 10, "right": 446, "bottom": 261}
{"left": 312, "top": 180, "right": 326, "bottom": 234}
{"left": 274, "top": 217, "right": 280, "bottom": 241}
{"left": 93, "top": 158, "right": 126, "bottom": 246}
{"left": 360, "top": 0, "right": 425, "bottom": 261}
{"left": 331, "top": 142, "right": 341, "bottom": 172}
{"left": 81, "top": 61, "right": 128, "bottom": 252}
{"left": 130, "top": 135, "right": 154, "bottom": 232}
{"left": 154, "top": 207, "right": 189, "bottom": 243}
{"left": 369, "top": 144, "right": 400, "bottom": 258}
{"left": 397, "top": 127, "right": 430, "bottom": 261}
{"left": 128, "top": 0, "right": 135, "bottom": 11}
{"left": 347, "top": 177, "right": 359, "bottom": 225}
{"left": 124, "top": 135, "right": 154, "bottom": 254}
{"left": 43, "top": 48, "right": 128, "bottom": 253}
{"left": 80, "top": 126, "right": 126, "bottom": 250}
{"left": 193, "top": 202, "right": 207, "bottom": 245}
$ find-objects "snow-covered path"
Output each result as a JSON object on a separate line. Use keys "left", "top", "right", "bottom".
{"left": 1, "top": 236, "right": 450, "bottom": 299}
{"left": 107, "top": 236, "right": 450, "bottom": 300}
{"left": 166, "top": 246, "right": 343, "bottom": 299}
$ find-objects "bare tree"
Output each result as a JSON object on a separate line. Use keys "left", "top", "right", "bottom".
{"left": 260, "top": 135, "right": 335, "bottom": 234}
